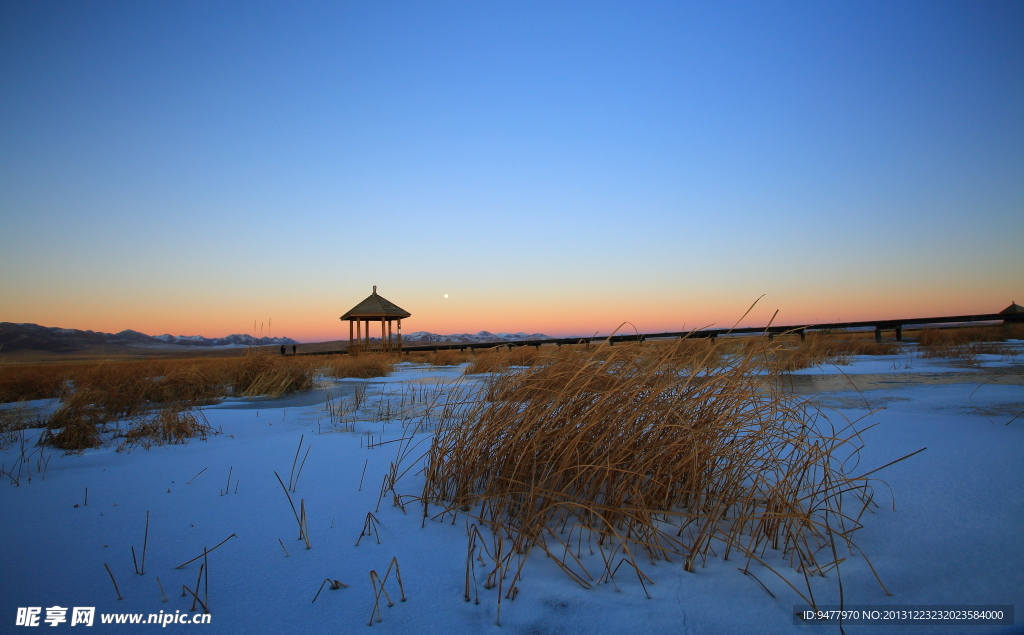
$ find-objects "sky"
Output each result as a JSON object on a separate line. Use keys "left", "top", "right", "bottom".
{"left": 2, "top": 1, "right": 1022, "bottom": 342}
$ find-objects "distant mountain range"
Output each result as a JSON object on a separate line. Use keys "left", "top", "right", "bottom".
{"left": 0, "top": 322, "right": 297, "bottom": 353}
{"left": 400, "top": 331, "right": 553, "bottom": 343}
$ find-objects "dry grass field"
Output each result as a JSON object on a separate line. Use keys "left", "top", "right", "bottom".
{"left": 0, "top": 350, "right": 397, "bottom": 452}
{"left": 913, "top": 324, "right": 1023, "bottom": 364}
{"left": 6, "top": 323, "right": 1019, "bottom": 405}
{"left": 4, "top": 323, "right": 1018, "bottom": 455}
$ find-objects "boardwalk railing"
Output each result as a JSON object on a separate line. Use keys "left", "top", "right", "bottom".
{"left": 297, "top": 311, "right": 1022, "bottom": 356}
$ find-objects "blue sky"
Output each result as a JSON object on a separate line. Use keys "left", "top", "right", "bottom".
{"left": 2, "top": 1, "right": 1021, "bottom": 340}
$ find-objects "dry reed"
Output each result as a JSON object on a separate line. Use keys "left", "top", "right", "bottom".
{"left": 464, "top": 353, "right": 509, "bottom": 375}
{"left": 918, "top": 341, "right": 1015, "bottom": 365}
{"left": 174, "top": 533, "right": 236, "bottom": 569}
{"left": 464, "top": 345, "right": 552, "bottom": 375}
{"left": 117, "top": 406, "right": 215, "bottom": 450}
{"left": 368, "top": 557, "right": 406, "bottom": 625}
{"left": 320, "top": 354, "right": 395, "bottom": 379}
{"left": 915, "top": 326, "right": 1020, "bottom": 364}
{"left": 916, "top": 323, "right": 1024, "bottom": 347}
{"left": 103, "top": 563, "right": 123, "bottom": 601}
{"left": 402, "top": 350, "right": 470, "bottom": 366}
{"left": 356, "top": 512, "right": 382, "bottom": 546}
{"left": 8, "top": 352, "right": 382, "bottom": 454}
{"left": 1, "top": 404, "right": 48, "bottom": 450}
{"left": 0, "top": 352, "right": 331, "bottom": 407}
{"left": 422, "top": 337, "right": 921, "bottom": 607}
{"left": 0, "top": 363, "right": 68, "bottom": 402}
{"left": 311, "top": 578, "right": 348, "bottom": 603}
{"left": 231, "top": 354, "right": 315, "bottom": 397}
{"left": 767, "top": 334, "right": 900, "bottom": 371}
{"left": 38, "top": 392, "right": 104, "bottom": 452}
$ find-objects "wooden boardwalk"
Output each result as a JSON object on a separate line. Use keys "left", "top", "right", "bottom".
{"left": 298, "top": 311, "right": 1021, "bottom": 356}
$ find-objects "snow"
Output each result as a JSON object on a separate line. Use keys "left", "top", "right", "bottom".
{"left": 2, "top": 355, "right": 1021, "bottom": 634}
{"left": 401, "top": 331, "right": 553, "bottom": 343}
{"left": 789, "top": 347, "right": 1023, "bottom": 375}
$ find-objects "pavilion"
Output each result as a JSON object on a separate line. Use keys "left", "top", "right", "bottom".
{"left": 339, "top": 286, "right": 411, "bottom": 354}
{"left": 1000, "top": 301, "right": 1023, "bottom": 315}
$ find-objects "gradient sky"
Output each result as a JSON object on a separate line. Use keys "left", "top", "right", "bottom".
{"left": 2, "top": 1, "right": 1022, "bottom": 342}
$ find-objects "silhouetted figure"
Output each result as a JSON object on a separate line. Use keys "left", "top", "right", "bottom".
{"left": 280, "top": 345, "right": 286, "bottom": 356}
{"left": 292, "top": 344, "right": 297, "bottom": 355}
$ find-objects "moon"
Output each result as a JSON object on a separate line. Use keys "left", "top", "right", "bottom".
{"left": 444, "top": 294, "right": 449, "bottom": 299}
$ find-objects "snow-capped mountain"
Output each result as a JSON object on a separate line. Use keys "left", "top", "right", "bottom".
{"left": 145, "top": 332, "right": 297, "bottom": 347}
{"left": 0, "top": 322, "right": 297, "bottom": 352}
{"left": 146, "top": 332, "right": 298, "bottom": 347}
{"left": 400, "top": 330, "right": 553, "bottom": 343}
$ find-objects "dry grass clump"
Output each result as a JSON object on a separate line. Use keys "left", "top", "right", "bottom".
{"left": 64, "top": 363, "right": 164, "bottom": 420}
{"left": 464, "top": 346, "right": 550, "bottom": 375}
{"left": 321, "top": 354, "right": 395, "bottom": 379}
{"left": 39, "top": 418, "right": 103, "bottom": 452}
{"left": 38, "top": 391, "right": 106, "bottom": 451}
{"left": 11, "top": 352, "right": 323, "bottom": 453}
{"left": 661, "top": 338, "right": 720, "bottom": 364}
{"left": 0, "top": 354, "right": 326, "bottom": 406}
{"left": 230, "top": 354, "right": 315, "bottom": 397}
{"left": 404, "top": 349, "right": 497, "bottom": 367}
{"left": 421, "top": 350, "right": 475, "bottom": 366}
{"left": 119, "top": 406, "right": 214, "bottom": 450}
{"left": 918, "top": 341, "right": 1016, "bottom": 365}
{"left": 151, "top": 364, "right": 226, "bottom": 405}
{"left": 402, "top": 351, "right": 431, "bottom": 366}
{"left": 464, "top": 352, "right": 509, "bottom": 375}
{"left": 505, "top": 345, "right": 542, "bottom": 367}
{"left": 915, "top": 325, "right": 1022, "bottom": 365}
{"left": 40, "top": 398, "right": 215, "bottom": 453}
{"left": 768, "top": 335, "right": 901, "bottom": 371}
{"left": 1, "top": 403, "right": 48, "bottom": 450}
{"left": 916, "top": 324, "right": 1023, "bottom": 347}
{"left": 1005, "top": 322, "right": 1024, "bottom": 340}
{"left": 424, "top": 338, "right": 914, "bottom": 605}
{"left": 0, "top": 363, "right": 71, "bottom": 402}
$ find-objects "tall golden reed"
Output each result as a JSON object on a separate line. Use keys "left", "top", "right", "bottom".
{"left": 422, "top": 336, "right": 921, "bottom": 606}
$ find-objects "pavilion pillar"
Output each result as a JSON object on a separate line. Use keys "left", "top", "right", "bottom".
{"left": 381, "top": 319, "right": 386, "bottom": 352}
{"left": 397, "top": 319, "right": 402, "bottom": 351}
{"left": 895, "top": 326, "right": 903, "bottom": 342}
{"left": 387, "top": 320, "right": 393, "bottom": 352}
{"left": 349, "top": 320, "right": 354, "bottom": 354}
{"left": 356, "top": 320, "right": 362, "bottom": 354}
{"left": 874, "top": 327, "right": 883, "bottom": 343}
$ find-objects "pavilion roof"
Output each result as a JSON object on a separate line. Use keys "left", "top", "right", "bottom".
{"left": 340, "top": 286, "right": 411, "bottom": 320}
{"left": 1000, "top": 301, "right": 1024, "bottom": 315}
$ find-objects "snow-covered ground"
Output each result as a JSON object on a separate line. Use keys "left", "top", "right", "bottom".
{"left": 1, "top": 352, "right": 1021, "bottom": 634}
